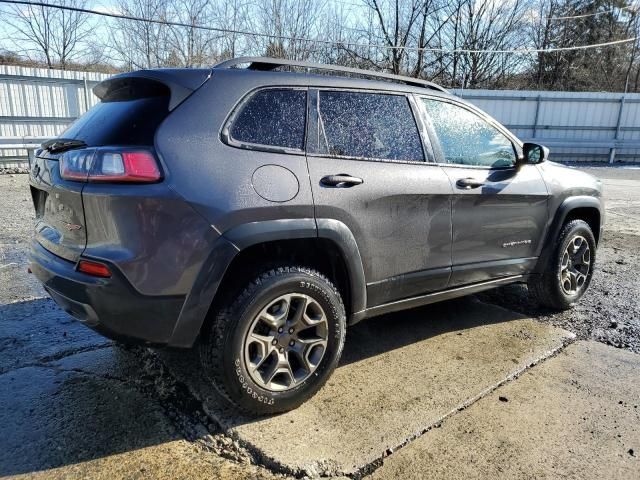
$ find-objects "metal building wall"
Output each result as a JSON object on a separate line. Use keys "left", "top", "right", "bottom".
{"left": 0, "top": 65, "right": 108, "bottom": 165}
{"left": 1, "top": 66, "right": 639, "bottom": 166}
{"left": 455, "top": 89, "right": 640, "bottom": 163}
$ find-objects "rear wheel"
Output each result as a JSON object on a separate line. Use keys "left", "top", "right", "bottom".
{"left": 199, "top": 266, "right": 346, "bottom": 415}
{"left": 529, "top": 219, "right": 596, "bottom": 310}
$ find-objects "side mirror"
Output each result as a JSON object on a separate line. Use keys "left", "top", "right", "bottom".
{"left": 522, "top": 142, "right": 549, "bottom": 165}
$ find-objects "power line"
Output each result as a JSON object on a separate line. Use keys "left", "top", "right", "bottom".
{"left": 0, "top": 0, "right": 638, "bottom": 55}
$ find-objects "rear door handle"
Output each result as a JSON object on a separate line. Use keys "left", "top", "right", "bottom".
{"left": 456, "top": 177, "right": 485, "bottom": 189}
{"left": 321, "top": 174, "right": 364, "bottom": 188}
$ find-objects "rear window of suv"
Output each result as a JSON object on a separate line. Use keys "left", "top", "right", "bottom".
{"left": 229, "top": 89, "right": 307, "bottom": 150}
{"left": 61, "top": 82, "right": 170, "bottom": 146}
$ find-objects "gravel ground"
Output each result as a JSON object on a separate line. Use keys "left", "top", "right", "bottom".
{"left": 0, "top": 174, "right": 44, "bottom": 303}
{"left": 478, "top": 230, "right": 640, "bottom": 352}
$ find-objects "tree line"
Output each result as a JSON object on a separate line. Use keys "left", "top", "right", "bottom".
{"left": 1, "top": 0, "right": 639, "bottom": 92}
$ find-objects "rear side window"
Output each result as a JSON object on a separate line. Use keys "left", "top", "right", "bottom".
{"left": 229, "top": 89, "right": 306, "bottom": 150}
{"left": 317, "top": 91, "right": 424, "bottom": 162}
{"left": 62, "top": 84, "right": 170, "bottom": 146}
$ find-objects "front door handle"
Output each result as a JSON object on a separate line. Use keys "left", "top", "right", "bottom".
{"left": 321, "top": 174, "right": 364, "bottom": 188}
{"left": 456, "top": 177, "right": 485, "bottom": 189}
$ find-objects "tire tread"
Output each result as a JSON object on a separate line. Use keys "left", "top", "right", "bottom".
{"left": 528, "top": 219, "right": 595, "bottom": 310}
{"left": 200, "top": 266, "right": 345, "bottom": 415}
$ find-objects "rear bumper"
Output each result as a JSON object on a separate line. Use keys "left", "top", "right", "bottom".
{"left": 29, "top": 240, "right": 186, "bottom": 345}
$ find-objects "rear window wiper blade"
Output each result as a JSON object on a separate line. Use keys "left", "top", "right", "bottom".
{"left": 42, "top": 138, "right": 87, "bottom": 153}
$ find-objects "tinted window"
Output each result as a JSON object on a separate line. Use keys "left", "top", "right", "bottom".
{"left": 230, "top": 89, "right": 306, "bottom": 150}
{"left": 318, "top": 91, "right": 424, "bottom": 161}
{"left": 61, "top": 95, "right": 170, "bottom": 146}
{"left": 422, "top": 99, "right": 515, "bottom": 168}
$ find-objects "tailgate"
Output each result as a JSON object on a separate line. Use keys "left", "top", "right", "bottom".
{"left": 28, "top": 69, "right": 211, "bottom": 262}
{"left": 29, "top": 152, "right": 90, "bottom": 262}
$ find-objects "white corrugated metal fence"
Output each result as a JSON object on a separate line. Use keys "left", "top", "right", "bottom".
{"left": 1, "top": 65, "right": 639, "bottom": 167}
{"left": 455, "top": 89, "right": 640, "bottom": 163}
{"left": 0, "top": 65, "right": 108, "bottom": 166}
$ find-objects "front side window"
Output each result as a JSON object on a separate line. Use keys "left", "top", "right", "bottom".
{"left": 422, "top": 99, "right": 515, "bottom": 168}
{"left": 229, "top": 89, "right": 306, "bottom": 150}
{"left": 317, "top": 91, "right": 424, "bottom": 162}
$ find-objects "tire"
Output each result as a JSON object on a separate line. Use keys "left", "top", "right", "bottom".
{"left": 529, "top": 219, "right": 596, "bottom": 310}
{"left": 199, "top": 266, "right": 346, "bottom": 415}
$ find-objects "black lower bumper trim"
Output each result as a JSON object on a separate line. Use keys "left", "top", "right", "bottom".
{"left": 29, "top": 240, "right": 185, "bottom": 345}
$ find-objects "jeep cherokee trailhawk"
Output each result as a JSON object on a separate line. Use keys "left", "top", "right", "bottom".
{"left": 29, "top": 57, "right": 603, "bottom": 414}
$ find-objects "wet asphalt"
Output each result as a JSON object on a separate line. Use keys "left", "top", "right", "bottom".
{"left": 0, "top": 166, "right": 638, "bottom": 478}
{"left": 0, "top": 175, "right": 281, "bottom": 479}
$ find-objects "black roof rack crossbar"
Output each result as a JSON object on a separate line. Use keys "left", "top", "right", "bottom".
{"left": 213, "top": 56, "right": 449, "bottom": 93}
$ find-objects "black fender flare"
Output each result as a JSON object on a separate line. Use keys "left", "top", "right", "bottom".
{"left": 168, "top": 218, "right": 367, "bottom": 346}
{"left": 534, "top": 195, "right": 603, "bottom": 274}
{"left": 316, "top": 218, "right": 367, "bottom": 323}
{"left": 168, "top": 234, "right": 238, "bottom": 347}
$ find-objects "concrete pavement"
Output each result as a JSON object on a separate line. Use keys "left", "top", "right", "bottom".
{"left": 370, "top": 340, "right": 640, "bottom": 479}
{"left": 159, "top": 298, "right": 575, "bottom": 477}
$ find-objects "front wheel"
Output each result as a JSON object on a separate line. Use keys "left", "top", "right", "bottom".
{"left": 529, "top": 219, "right": 596, "bottom": 310}
{"left": 199, "top": 267, "right": 346, "bottom": 415}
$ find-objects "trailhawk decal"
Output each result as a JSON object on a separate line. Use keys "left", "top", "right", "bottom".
{"left": 502, "top": 239, "right": 532, "bottom": 248}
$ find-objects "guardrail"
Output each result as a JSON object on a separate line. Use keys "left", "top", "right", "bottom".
{"left": 0, "top": 137, "right": 46, "bottom": 169}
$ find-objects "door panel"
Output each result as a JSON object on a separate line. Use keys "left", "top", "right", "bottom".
{"left": 418, "top": 96, "right": 549, "bottom": 286}
{"left": 441, "top": 164, "right": 548, "bottom": 286}
{"left": 307, "top": 88, "right": 453, "bottom": 307}
{"left": 308, "top": 158, "right": 452, "bottom": 306}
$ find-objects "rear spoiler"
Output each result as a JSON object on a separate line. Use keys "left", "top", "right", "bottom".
{"left": 93, "top": 68, "right": 212, "bottom": 111}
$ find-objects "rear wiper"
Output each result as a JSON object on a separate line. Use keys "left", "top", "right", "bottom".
{"left": 41, "top": 138, "right": 87, "bottom": 153}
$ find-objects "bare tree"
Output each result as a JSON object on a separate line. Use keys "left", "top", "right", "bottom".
{"left": 454, "top": 0, "right": 529, "bottom": 88}
{"left": 213, "top": 0, "right": 255, "bottom": 60}
{"left": 341, "top": 0, "right": 424, "bottom": 74}
{"left": 7, "top": 0, "right": 91, "bottom": 69}
{"left": 255, "top": 0, "right": 326, "bottom": 60}
{"left": 528, "top": 0, "right": 561, "bottom": 87}
{"left": 166, "top": 0, "right": 216, "bottom": 67}
{"left": 110, "top": 0, "right": 171, "bottom": 69}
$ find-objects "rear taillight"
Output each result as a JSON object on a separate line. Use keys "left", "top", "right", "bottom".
{"left": 59, "top": 148, "right": 95, "bottom": 181}
{"left": 60, "top": 148, "right": 162, "bottom": 183}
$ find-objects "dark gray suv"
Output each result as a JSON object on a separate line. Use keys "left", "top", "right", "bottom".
{"left": 29, "top": 57, "right": 603, "bottom": 414}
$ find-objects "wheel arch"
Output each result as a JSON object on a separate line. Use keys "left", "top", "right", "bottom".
{"left": 168, "top": 218, "right": 367, "bottom": 347}
{"left": 535, "top": 196, "right": 603, "bottom": 274}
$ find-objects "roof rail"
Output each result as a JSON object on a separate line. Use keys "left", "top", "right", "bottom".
{"left": 213, "top": 56, "right": 449, "bottom": 93}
